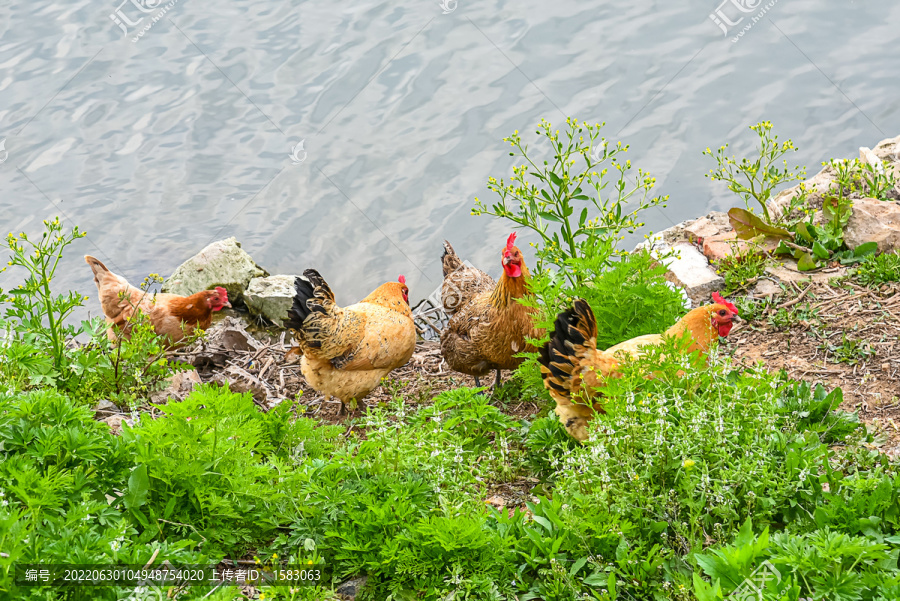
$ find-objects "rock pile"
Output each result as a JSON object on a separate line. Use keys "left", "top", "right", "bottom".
{"left": 638, "top": 133, "right": 900, "bottom": 303}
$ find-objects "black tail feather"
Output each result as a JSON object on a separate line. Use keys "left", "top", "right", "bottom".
{"left": 283, "top": 268, "right": 336, "bottom": 331}
{"left": 284, "top": 276, "right": 314, "bottom": 331}
{"left": 537, "top": 298, "right": 597, "bottom": 385}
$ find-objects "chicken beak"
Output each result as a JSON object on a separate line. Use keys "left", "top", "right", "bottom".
{"left": 731, "top": 314, "right": 741, "bottom": 323}
{"left": 224, "top": 300, "right": 232, "bottom": 308}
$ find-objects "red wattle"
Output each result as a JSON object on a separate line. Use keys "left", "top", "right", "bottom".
{"left": 504, "top": 264, "right": 522, "bottom": 278}
{"left": 717, "top": 321, "right": 733, "bottom": 337}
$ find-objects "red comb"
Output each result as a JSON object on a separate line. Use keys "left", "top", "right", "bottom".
{"left": 712, "top": 292, "right": 738, "bottom": 315}
{"left": 215, "top": 286, "right": 228, "bottom": 298}
{"left": 398, "top": 275, "right": 406, "bottom": 284}
{"left": 506, "top": 232, "right": 517, "bottom": 250}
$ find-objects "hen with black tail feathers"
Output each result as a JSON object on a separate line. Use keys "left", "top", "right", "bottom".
{"left": 538, "top": 293, "right": 740, "bottom": 441}
{"left": 283, "top": 269, "right": 416, "bottom": 413}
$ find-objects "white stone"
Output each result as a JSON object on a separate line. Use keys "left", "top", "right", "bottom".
{"left": 860, "top": 146, "right": 880, "bottom": 167}
{"left": 654, "top": 243, "right": 724, "bottom": 306}
{"left": 844, "top": 197, "right": 900, "bottom": 253}
{"left": 244, "top": 274, "right": 300, "bottom": 325}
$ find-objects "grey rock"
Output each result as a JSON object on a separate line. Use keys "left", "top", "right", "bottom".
{"left": 844, "top": 197, "right": 900, "bottom": 253}
{"left": 336, "top": 576, "right": 368, "bottom": 600}
{"left": 161, "top": 237, "right": 268, "bottom": 302}
{"left": 93, "top": 399, "right": 117, "bottom": 413}
{"left": 765, "top": 263, "right": 846, "bottom": 285}
{"left": 244, "top": 275, "right": 299, "bottom": 325}
{"left": 752, "top": 278, "right": 782, "bottom": 298}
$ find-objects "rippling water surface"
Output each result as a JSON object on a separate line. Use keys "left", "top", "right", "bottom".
{"left": 1, "top": 0, "right": 899, "bottom": 318}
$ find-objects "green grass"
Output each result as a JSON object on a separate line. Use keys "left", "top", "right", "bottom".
{"left": 4, "top": 334, "right": 900, "bottom": 600}
{"left": 855, "top": 251, "right": 900, "bottom": 286}
{"left": 713, "top": 250, "right": 770, "bottom": 295}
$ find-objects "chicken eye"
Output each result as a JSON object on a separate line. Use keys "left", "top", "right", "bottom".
{"left": 718, "top": 309, "right": 726, "bottom": 316}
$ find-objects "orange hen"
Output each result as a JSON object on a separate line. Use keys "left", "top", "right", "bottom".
{"left": 85, "top": 255, "right": 230, "bottom": 344}
{"left": 283, "top": 269, "right": 416, "bottom": 413}
{"left": 537, "top": 293, "right": 739, "bottom": 441}
{"left": 440, "top": 233, "right": 541, "bottom": 388}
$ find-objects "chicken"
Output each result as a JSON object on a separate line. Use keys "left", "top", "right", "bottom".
{"left": 84, "top": 255, "right": 230, "bottom": 344}
{"left": 283, "top": 269, "right": 415, "bottom": 413}
{"left": 440, "top": 240, "right": 495, "bottom": 316}
{"left": 537, "top": 292, "right": 739, "bottom": 441}
{"left": 440, "top": 233, "right": 540, "bottom": 388}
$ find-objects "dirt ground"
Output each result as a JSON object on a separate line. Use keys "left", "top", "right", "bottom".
{"left": 723, "top": 279, "right": 900, "bottom": 459}
{"left": 167, "top": 316, "right": 541, "bottom": 427}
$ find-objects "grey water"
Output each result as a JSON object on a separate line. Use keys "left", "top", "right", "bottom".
{"left": 1, "top": 0, "right": 899, "bottom": 322}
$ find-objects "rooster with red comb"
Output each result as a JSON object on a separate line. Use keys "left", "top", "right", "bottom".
{"left": 440, "top": 232, "right": 542, "bottom": 388}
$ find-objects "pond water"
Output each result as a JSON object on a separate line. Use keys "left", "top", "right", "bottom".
{"left": 1, "top": 0, "right": 899, "bottom": 320}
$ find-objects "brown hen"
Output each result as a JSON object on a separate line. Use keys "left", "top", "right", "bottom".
{"left": 85, "top": 255, "right": 230, "bottom": 344}
{"left": 440, "top": 233, "right": 541, "bottom": 388}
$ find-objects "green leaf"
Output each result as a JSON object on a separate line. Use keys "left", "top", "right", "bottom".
{"left": 797, "top": 252, "right": 820, "bottom": 271}
{"left": 537, "top": 211, "right": 562, "bottom": 224}
{"left": 853, "top": 241, "right": 878, "bottom": 257}
{"left": 823, "top": 196, "right": 851, "bottom": 226}
{"left": 532, "top": 514, "right": 552, "bottom": 532}
{"left": 795, "top": 222, "right": 818, "bottom": 242}
{"left": 163, "top": 495, "right": 177, "bottom": 518}
{"left": 728, "top": 207, "right": 792, "bottom": 241}
{"left": 812, "top": 240, "right": 830, "bottom": 260}
{"left": 650, "top": 521, "right": 668, "bottom": 533}
{"left": 734, "top": 517, "right": 754, "bottom": 547}
{"left": 774, "top": 241, "right": 794, "bottom": 256}
{"left": 692, "top": 572, "right": 721, "bottom": 601}
{"left": 130, "top": 507, "right": 150, "bottom": 528}
{"left": 570, "top": 556, "right": 587, "bottom": 576}
{"left": 123, "top": 464, "right": 150, "bottom": 509}
{"left": 582, "top": 571, "right": 608, "bottom": 586}
{"left": 578, "top": 208, "right": 589, "bottom": 227}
